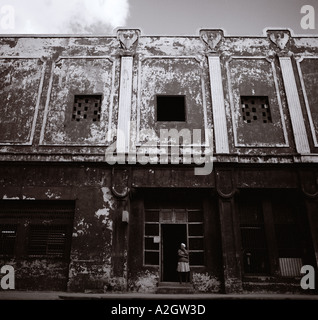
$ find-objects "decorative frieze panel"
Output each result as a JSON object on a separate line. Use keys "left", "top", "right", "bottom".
{"left": 296, "top": 56, "right": 318, "bottom": 148}
{"left": 226, "top": 56, "right": 289, "bottom": 147}
{"left": 0, "top": 57, "right": 45, "bottom": 145}
{"left": 279, "top": 56, "right": 310, "bottom": 154}
{"left": 137, "top": 56, "right": 210, "bottom": 147}
{"left": 132, "top": 167, "right": 214, "bottom": 188}
{"left": 40, "top": 57, "right": 116, "bottom": 146}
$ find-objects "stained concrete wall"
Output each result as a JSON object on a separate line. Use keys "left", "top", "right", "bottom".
{"left": 0, "top": 29, "right": 318, "bottom": 293}
{"left": 0, "top": 29, "right": 317, "bottom": 159}
{"left": 0, "top": 164, "right": 116, "bottom": 291}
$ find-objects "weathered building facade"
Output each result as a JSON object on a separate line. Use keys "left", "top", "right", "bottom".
{"left": 0, "top": 28, "right": 318, "bottom": 294}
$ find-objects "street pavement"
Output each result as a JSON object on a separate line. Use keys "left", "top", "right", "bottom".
{"left": 0, "top": 291, "right": 318, "bottom": 300}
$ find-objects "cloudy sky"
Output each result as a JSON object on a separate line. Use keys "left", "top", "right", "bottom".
{"left": 0, "top": 0, "right": 316, "bottom": 36}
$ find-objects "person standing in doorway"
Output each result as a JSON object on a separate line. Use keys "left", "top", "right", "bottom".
{"left": 177, "top": 243, "right": 190, "bottom": 284}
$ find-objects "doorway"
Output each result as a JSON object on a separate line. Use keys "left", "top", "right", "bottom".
{"left": 161, "top": 224, "right": 187, "bottom": 282}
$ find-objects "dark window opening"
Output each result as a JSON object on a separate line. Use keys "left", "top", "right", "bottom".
{"left": 0, "top": 224, "right": 17, "bottom": 257}
{"left": 239, "top": 191, "right": 315, "bottom": 279}
{"left": 241, "top": 96, "right": 272, "bottom": 124}
{"left": 145, "top": 251, "right": 159, "bottom": 265}
{"left": 272, "top": 194, "right": 307, "bottom": 277}
{"left": 189, "top": 252, "right": 204, "bottom": 266}
{"left": 156, "top": 95, "right": 186, "bottom": 122}
{"left": 0, "top": 200, "right": 75, "bottom": 260}
{"left": 28, "top": 225, "right": 69, "bottom": 258}
{"left": 72, "top": 95, "right": 102, "bottom": 122}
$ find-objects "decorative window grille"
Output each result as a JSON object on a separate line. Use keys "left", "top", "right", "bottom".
{"left": 241, "top": 96, "right": 272, "bottom": 124}
{"left": 72, "top": 95, "right": 102, "bottom": 122}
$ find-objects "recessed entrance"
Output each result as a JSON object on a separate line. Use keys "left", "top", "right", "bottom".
{"left": 161, "top": 224, "right": 187, "bottom": 282}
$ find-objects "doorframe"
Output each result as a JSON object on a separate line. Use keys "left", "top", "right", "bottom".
{"left": 160, "top": 222, "right": 188, "bottom": 282}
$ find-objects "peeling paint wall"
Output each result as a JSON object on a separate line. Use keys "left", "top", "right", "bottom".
{"left": 228, "top": 58, "right": 288, "bottom": 147}
{"left": 43, "top": 58, "right": 114, "bottom": 145}
{"left": 128, "top": 269, "right": 159, "bottom": 293}
{"left": 0, "top": 259, "right": 70, "bottom": 291}
{"left": 0, "top": 58, "right": 43, "bottom": 144}
{"left": 0, "top": 164, "right": 117, "bottom": 292}
{"left": 0, "top": 30, "right": 318, "bottom": 294}
{"left": 0, "top": 30, "right": 317, "bottom": 158}
{"left": 192, "top": 272, "right": 221, "bottom": 293}
{"left": 139, "top": 56, "right": 208, "bottom": 142}
{"left": 67, "top": 180, "right": 116, "bottom": 292}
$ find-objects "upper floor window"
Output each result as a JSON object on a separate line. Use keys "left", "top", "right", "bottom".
{"left": 72, "top": 95, "right": 102, "bottom": 122}
{"left": 156, "top": 95, "right": 186, "bottom": 122}
{"left": 241, "top": 96, "right": 272, "bottom": 124}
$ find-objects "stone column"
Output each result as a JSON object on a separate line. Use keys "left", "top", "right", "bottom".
{"left": 300, "top": 169, "right": 318, "bottom": 269}
{"left": 116, "top": 29, "right": 140, "bottom": 154}
{"left": 111, "top": 167, "right": 130, "bottom": 289}
{"left": 268, "top": 30, "right": 310, "bottom": 154}
{"left": 208, "top": 55, "right": 229, "bottom": 154}
{"left": 215, "top": 168, "right": 243, "bottom": 293}
{"left": 117, "top": 56, "right": 133, "bottom": 153}
{"left": 279, "top": 56, "right": 310, "bottom": 154}
{"left": 200, "top": 29, "right": 230, "bottom": 154}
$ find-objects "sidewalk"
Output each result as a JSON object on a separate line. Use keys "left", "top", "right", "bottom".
{"left": 0, "top": 291, "right": 318, "bottom": 300}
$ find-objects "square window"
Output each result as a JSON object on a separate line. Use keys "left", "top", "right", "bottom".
{"left": 72, "top": 95, "right": 102, "bottom": 122}
{"left": 241, "top": 96, "right": 272, "bottom": 124}
{"left": 156, "top": 95, "right": 186, "bottom": 122}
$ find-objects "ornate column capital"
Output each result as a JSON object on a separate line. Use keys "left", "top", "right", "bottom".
{"left": 299, "top": 169, "right": 318, "bottom": 199}
{"left": 111, "top": 167, "right": 130, "bottom": 199}
{"left": 267, "top": 29, "right": 292, "bottom": 57}
{"left": 215, "top": 168, "right": 237, "bottom": 199}
{"left": 199, "top": 29, "right": 224, "bottom": 54}
{"left": 116, "top": 28, "right": 140, "bottom": 56}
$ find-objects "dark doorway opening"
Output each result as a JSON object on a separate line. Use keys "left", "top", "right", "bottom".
{"left": 161, "top": 224, "right": 187, "bottom": 282}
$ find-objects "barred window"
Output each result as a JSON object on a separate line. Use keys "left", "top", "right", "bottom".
{"left": 0, "top": 200, "right": 75, "bottom": 260}
{"left": 72, "top": 95, "right": 102, "bottom": 122}
{"left": 241, "top": 96, "right": 272, "bottom": 124}
{"left": 28, "top": 225, "right": 69, "bottom": 258}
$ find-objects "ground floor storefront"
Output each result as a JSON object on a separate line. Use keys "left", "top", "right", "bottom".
{"left": 0, "top": 163, "right": 317, "bottom": 294}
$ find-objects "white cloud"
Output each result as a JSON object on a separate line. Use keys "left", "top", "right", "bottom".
{"left": 0, "top": 0, "right": 130, "bottom": 34}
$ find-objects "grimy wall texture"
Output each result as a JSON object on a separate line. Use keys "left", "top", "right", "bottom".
{"left": 0, "top": 28, "right": 318, "bottom": 294}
